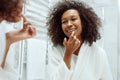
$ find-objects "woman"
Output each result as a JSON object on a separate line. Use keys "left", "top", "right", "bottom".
{"left": 0, "top": 0, "right": 36, "bottom": 79}
{"left": 47, "top": 0, "right": 113, "bottom": 80}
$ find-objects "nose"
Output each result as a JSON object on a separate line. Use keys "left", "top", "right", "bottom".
{"left": 67, "top": 21, "right": 72, "bottom": 27}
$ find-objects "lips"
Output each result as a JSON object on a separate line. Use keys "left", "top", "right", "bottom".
{"left": 65, "top": 29, "right": 76, "bottom": 37}
{"left": 67, "top": 29, "right": 76, "bottom": 33}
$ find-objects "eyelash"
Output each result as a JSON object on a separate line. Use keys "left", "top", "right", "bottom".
{"left": 72, "top": 18, "right": 76, "bottom": 21}
{"left": 62, "top": 18, "right": 76, "bottom": 23}
{"left": 62, "top": 21, "right": 67, "bottom": 24}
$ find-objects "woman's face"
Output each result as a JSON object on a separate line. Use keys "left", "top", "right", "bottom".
{"left": 61, "top": 9, "right": 82, "bottom": 39}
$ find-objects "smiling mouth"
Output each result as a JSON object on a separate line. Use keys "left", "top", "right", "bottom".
{"left": 67, "top": 29, "right": 76, "bottom": 33}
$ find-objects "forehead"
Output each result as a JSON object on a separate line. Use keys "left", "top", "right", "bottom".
{"left": 62, "top": 9, "right": 80, "bottom": 19}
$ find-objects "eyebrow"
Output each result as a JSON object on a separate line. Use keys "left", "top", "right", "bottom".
{"left": 62, "top": 15, "right": 78, "bottom": 20}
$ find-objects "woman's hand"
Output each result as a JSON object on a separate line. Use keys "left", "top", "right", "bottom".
{"left": 63, "top": 32, "right": 80, "bottom": 69}
{"left": 63, "top": 32, "right": 80, "bottom": 56}
{"left": 1, "top": 15, "right": 36, "bottom": 68}
{"left": 6, "top": 15, "right": 36, "bottom": 45}
{"left": 21, "top": 14, "right": 36, "bottom": 38}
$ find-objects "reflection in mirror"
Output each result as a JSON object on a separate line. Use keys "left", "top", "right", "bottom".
{"left": 0, "top": 0, "right": 36, "bottom": 79}
{"left": 0, "top": 17, "right": 27, "bottom": 80}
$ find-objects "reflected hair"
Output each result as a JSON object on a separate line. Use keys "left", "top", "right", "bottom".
{"left": 0, "top": 0, "right": 24, "bottom": 18}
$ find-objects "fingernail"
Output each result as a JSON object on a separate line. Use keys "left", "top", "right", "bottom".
{"left": 64, "top": 37, "right": 67, "bottom": 40}
{"left": 71, "top": 32, "right": 74, "bottom": 36}
{"left": 74, "top": 36, "right": 76, "bottom": 39}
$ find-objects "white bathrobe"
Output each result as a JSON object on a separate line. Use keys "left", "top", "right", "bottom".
{"left": 0, "top": 21, "right": 18, "bottom": 80}
{"left": 48, "top": 42, "right": 113, "bottom": 80}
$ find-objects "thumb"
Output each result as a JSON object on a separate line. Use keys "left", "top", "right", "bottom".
{"left": 63, "top": 37, "right": 67, "bottom": 46}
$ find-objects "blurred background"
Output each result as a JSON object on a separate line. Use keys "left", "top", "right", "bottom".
{"left": 1, "top": 0, "right": 120, "bottom": 80}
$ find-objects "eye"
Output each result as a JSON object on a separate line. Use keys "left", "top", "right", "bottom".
{"left": 62, "top": 20, "right": 67, "bottom": 24}
{"left": 71, "top": 18, "right": 77, "bottom": 21}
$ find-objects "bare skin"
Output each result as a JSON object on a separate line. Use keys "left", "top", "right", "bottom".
{"left": 62, "top": 9, "right": 83, "bottom": 69}
{"left": 63, "top": 32, "right": 82, "bottom": 69}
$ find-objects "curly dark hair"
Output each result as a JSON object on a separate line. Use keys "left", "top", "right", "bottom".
{"left": 0, "top": 0, "right": 24, "bottom": 21}
{"left": 47, "top": 0, "right": 102, "bottom": 46}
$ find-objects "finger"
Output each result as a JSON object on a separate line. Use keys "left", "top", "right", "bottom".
{"left": 22, "top": 14, "right": 32, "bottom": 30}
{"left": 68, "top": 31, "right": 74, "bottom": 42}
{"left": 23, "top": 22, "right": 32, "bottom": 30}
{"left": 63, "top": 37, "right": 67, "bottom": 46}
{"left": 28, "top": 26, "right": 36, "bottom": 36}
{"left": 76, "top": 38, "right": 80, "bottom": 44}
{"left": 72, "top": 31, "right": 76, "bottom": 36}
{"left": 21, "top": 14, "right": 27, "bottom": 22}
{"left": 71, "top": 36, "right": 77, "bottom": 45}
{"left": 74, "top": 39, "right": 80, "bottom": 48}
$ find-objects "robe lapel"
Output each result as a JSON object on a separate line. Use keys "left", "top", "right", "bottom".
{"left": 71, "top": 42, "right": 90, "bottom": 80}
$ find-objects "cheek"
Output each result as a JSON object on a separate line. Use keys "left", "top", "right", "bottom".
{"left": 62, "top": 25, "right": 66, "bottom": 32}
{"left": 78, "top": 27, "right": 82, "bottom": 37}
{"left": 75, "top": 22, "right": 82, "bottom": 34}
{"left": 78, "top": 25, "right": 82, "bottom": 33}
{"left": 62, "top": 25, "right": 69, "bottom": 37}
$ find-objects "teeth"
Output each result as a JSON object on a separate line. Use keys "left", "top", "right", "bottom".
{"left": 68, "top": 29, "right": 75, "bottom": 33}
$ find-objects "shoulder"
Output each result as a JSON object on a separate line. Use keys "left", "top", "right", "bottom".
{"left": 83, "top": 42, "right": 108, "bottom": 68}
{"left": 91, "top": 43, "right": 105, "bottom": 53}
{"left": 0, "top": 20, "right": 7, "bottom": 33}
{"left": 89, "top": 42, "right": 107, "bottom": 59}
